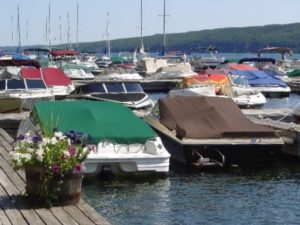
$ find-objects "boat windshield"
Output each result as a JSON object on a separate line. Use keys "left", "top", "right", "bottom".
{"left": 81, "top": 84, "right": 106, "bottom": 94}
{"left": 7, "top": 80, "right": 26, "bottom": 89}
{"left": 26, "top": 79, "right": 47, "bottom": 89}
{"left": 105, "top": 83, "right": 125, "bottom": 93}
{"left": 228, "top": 74, "right": 249, "bottom": 86}
{"left": 124, "top": 83, "right": 143, "bottom": 93}
{"left": 0, "top": 80, "right": 5, "bottom": 90}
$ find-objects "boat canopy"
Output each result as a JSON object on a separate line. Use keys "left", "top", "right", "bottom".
{"left": 21, "top": 68, "right": 42, "bottom": 79}
{"left": 229, "top": 70, "right": 288, "bottom": 87}
{"left": 50, "top": 49, "right": 79, "bottom": 57}
{"left": 158, "top": 96, "right": 276, "bottom": 139}
{"left": 238, "top": 58, "right": 276, "bottom": 65}
{"left": 34, "top": 100, "right": 156, "bottom": 144}
{"left": 226, "top": 63, "right": 258, "bottom": 71}
{"left": 42, "top": 68, "right": 72, "bottom": 86}
{"left": 257, "top": 47, "right": 293, "bottom": 59}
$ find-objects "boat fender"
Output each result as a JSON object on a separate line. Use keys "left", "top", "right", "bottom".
{"left": 145, "top": 138, "right": 164, "bottom": 155}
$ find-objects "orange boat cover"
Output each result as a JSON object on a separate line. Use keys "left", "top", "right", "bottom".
{"left": 227, "top": 63, "right": 258, "bottom": 71}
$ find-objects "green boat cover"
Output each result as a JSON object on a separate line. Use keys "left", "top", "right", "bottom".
{"left": 287, "top": 69, "right": 300, "bottom": 77}
{"left": 34, "top": 100, "right": 156, "bottom": 144}
{"left": 222, "top": 58, "right": 240, "bottom": 64}
{"left": 110, "top": 56, "right": 124, "bottom": 63}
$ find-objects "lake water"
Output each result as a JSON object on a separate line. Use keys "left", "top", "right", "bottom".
{"left": 82, "top": 162, "right": 300, "bottom": 225}
{"left": 82, "top": 55, "right": 300, "bottom": 225}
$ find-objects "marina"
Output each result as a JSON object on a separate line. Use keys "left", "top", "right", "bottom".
{"left": 2, "top": 0, "right": 300, "bottom": 223}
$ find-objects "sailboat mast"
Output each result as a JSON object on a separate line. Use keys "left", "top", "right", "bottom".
{"left": 17, "top": 5, "right": 21, "bottom": 52}
{"left": 106, "top": 12, "right": 111, "bottom": 57}
{"left": 11, "top": 16, "right": 14, "bottom": 44}
{"left": 76, "top": 2, "right": 79, "bottom": 51}
{"left": 26, "top": 19, "right": 28, "bottom": 45}
{"left": 59, "top": 15, "right": 62, "bottom": 45}
{"left": 48, "top": 3, "right": 51, "bottom": 48}
{"left": 140, "top": 0, "right": 143, "bottom": 48}
{"left": 163, "top": 0, "right": 167, "bottom": 55}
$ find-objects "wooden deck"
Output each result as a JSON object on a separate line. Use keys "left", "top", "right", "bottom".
{"left": 0, "top": 128, "right": 110, "bottom": 225}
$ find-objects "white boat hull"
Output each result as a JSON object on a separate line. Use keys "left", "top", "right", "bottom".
{"left": 84, "top": 137, "right": 170, "bottom": 175}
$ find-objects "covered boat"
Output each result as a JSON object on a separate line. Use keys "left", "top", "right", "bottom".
{"left": 222, "top": 63, "right": 291, "bottom": 97}
{"left": 17, "top": 100, "right": 170, "bottom": 175}
{"left": 168, "top": 73, "right": 266, "bottom": 108}
{"left": 144, "top": 96, "right": 283, "bottom": 168}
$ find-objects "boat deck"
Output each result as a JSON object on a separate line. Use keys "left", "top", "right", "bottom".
{"left": 0, "top": 128, "right": 110, "bottom": 225}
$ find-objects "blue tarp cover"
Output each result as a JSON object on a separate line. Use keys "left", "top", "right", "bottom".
{"left": 229, "top": 70, "right": 288, "bottom": 87}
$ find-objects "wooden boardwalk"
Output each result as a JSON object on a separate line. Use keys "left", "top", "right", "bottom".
{"left": 0, "top": 128, "right": 110, "bottom": 225}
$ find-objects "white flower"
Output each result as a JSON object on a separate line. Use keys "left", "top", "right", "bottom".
{"left": 54, "top": 131, "right": 65, "bottom": 140}
{"left": 50, "top": 137, "right": 58, "bottom": 145}
{"left": 41, "top": 137, "right": 51, "bottom": 145}
{"left": 21, "top": 153, "right": 31, "bottom": 161}
{"left": 36, "top": 148, "right": 44, "bottom": 162}
{"left": 26, "top": 147, "right": 34, "bottom": 154}
{"left": 25, "top": 132, "right": 30, "bottom": 138}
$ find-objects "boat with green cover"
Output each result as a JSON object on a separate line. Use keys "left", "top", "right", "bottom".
{"left": 17, "top": 100, "right": 170, "bottom": 175}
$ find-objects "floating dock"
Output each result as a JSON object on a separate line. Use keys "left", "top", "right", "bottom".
{"left": 0, "top": 127, "right": 110, "bottom": 225}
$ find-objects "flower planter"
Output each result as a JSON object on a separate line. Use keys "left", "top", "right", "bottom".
{"left": 25, "top": 167, "right": 83, "bottom": 206}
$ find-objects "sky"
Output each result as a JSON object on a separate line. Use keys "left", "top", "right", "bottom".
{"left": 1, "top": 0, "right": 300, "bottom": 47}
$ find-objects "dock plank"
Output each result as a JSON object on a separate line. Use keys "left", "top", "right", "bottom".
{"left": 63, "top": 205, "right": 95, "bottom": 225}
{"left": 77, "top": 199, "right": 110, "bottom": 225}
{"left": 0, "top": 169, "right": 46, "bottom": 225}
{"left": 50, "top": 207, "right": 79, "bottom": 225}
{"left": 0, "top": 207, "right": 12, "bottom": 225}
{"left": 0, "top": 185, "right": 28, "bottom": 225}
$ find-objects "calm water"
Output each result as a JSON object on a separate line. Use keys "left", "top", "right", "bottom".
{"left": 82, "top": 60, "right": 300, "bottom": 225}
{"left": 82, "top": 162, "right": 300, "bottom": 225}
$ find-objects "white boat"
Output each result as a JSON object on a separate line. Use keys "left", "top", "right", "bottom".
{"left": 169, "top": 74, "right": 266, "bottom": 108}
{"left": 17, "top": 100, "right": 170, "bottom": 176}
{"left": 68, "top": 81, "right": 153, "bottom": 116}
{"left": 0, "top": 78, "right": 53, "bottom": 113}
{"left": 136, "top": 55, "right": 197, "bottom": 79}
{"left": 0, "top": 59, "right": 54, "bottom": 113}
{"left": 190, "top": 46, "right": 225, "bottom": 71}
{"left": 220, "top": 62, "right": 291, "bottom": 98}
{"left": 97, "top": 67, "right": 143, "bottom": 80}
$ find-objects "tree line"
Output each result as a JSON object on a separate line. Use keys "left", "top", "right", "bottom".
{"left": 2, "top": 23, "right": 300, "bottom": 54}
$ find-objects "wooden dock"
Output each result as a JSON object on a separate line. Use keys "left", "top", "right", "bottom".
{"left": 0, "top": 128, "right": 110, "bottom": 225}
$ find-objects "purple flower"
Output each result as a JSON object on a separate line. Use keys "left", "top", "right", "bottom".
{"left": 32, "top": 136, "right": 41, "bottom": 144}
{"left": 68, "top": 146, "right": 76, "bottom": 157}
{"left": 52, "top": 163, "right": 60, "bottom": 173}
{"left": 17, "top": 134, "right": 25, "bottom": 141}
{"left": 75, "top": 163, "right": 82, "bottom": 172}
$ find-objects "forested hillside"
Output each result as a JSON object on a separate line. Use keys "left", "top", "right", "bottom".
{"left": 2, "top": 23, "right": 300, "bottom": 53}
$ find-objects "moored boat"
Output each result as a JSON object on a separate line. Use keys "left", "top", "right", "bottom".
{"left": 17, "top": 100, "right": 170, "bottom": 176}
{"left": 67, "top": 81, "right": 153, "bottom": 116}
{"left": 144, "top": 96, "right": 283, "bottom": 168}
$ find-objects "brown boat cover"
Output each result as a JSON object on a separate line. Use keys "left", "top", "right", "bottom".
{"left": 159, "top": 96, "right": 276, "bottom": 139}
